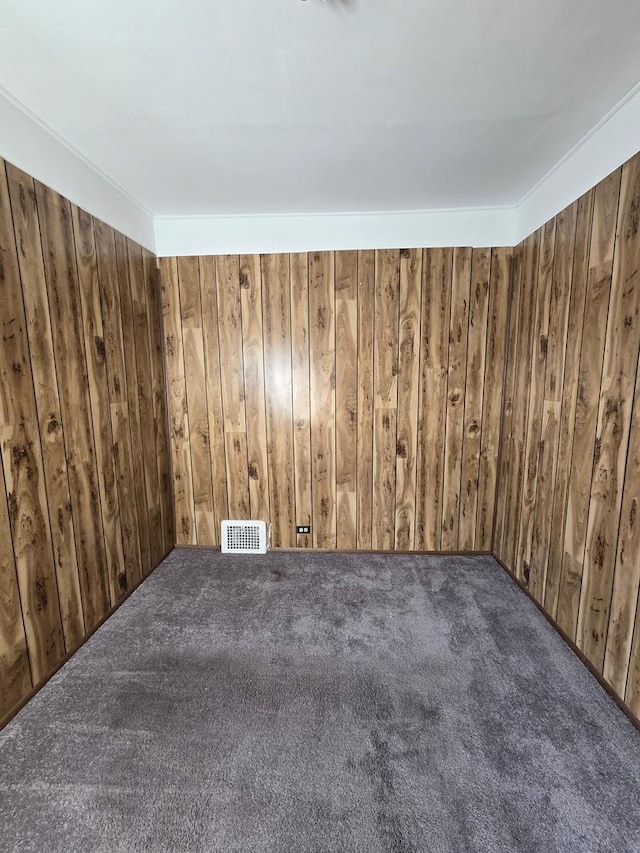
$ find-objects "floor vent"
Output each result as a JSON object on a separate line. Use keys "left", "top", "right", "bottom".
{"left": 221, "top": 520, "right": 270, "bottom": 554}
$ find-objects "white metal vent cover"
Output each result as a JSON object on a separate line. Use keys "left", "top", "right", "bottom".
{"left": 221, "top": 520, "right": 270, "bottom": 554}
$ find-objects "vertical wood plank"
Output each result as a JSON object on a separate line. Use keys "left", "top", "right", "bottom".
{"left": 415, "top": 249, "right": 452, "bottom": 551}
{"left": 578, "top": 159, "right": 640, "bottom": 669}
{"left": 441, "top": 247, "right": 471, "bottom": 550}
{"left": 36, "top": 182, "right": 110, "bottom": 629}
{"left": 0, "top": 168, "right": 65, "bottom": 681}
{"left": 557, "top": 169, "right": 622, "bottom": 639}
{"left": 178, "top": 256, "right": 215, "bottom": 545}
{"left": 216, "top": 255, "right": 250, "bottom": 520}
{"left": 0, "top": 469, "right": 31, "bottom": 718}
{"left": 73, "top": 207, "right": 126, "bottom": 602}
{"left": 309, "top": 251, "right": 336, "bottom": 548}
{"left": 459, "top": 248, "right": 490, "bottom": 550}
{"left": 477, "top": 247, "right": 511, "bottom": 551}
{"left": 373, "top": 250, "right": 399, "bottom": 550}
{"left": 94, "top": 220, "right": 143, "bottom": 586}
{"left": 160, "top": 256, "right": 196, "bottom": 544}
{"left": 356, "top": 250, "right": 375, "bottom": 550}
{"left": 290, "top": 253, "right": 312, "bottom": 548}
{"left": 335, "top": 251, "right": 358, "bottom": 549}
{"left": 262, "top": 254, "right": 295, "bottom": 546}
{"left": 240, "top": 254, "right": 270, "bottom": 525}
{"left": 395, "top": 249, "right": 422, "bottom": 550}
{"left": 517, "top": 220, "right": 556, "bottom": 587}
{"left": 545, "top": 193, "right": 593, "bottom": 618}
{"left": 6, "top": 163, "right": 84, "bottom": 648}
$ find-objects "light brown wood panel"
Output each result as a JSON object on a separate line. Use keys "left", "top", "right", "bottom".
{"left": 477, "top": 247, "right": 512, "bottom": 551}
{"left": 441, "top": 247, "right": 471, "bottom": 550}
{"left": 290, "top": 253, "right": 312, "bottom": 548}
{"left": 128, "top": 241, "right": 165, "bottom": 566}
{"left": 199, "top": 255, "right": 228, "bottom": 541}
{"left": 356, "top": 251, "right": 375, "bottom": 550}
{"left": 415, "top": 249, "right": 453, "bottom": 551}
{"left": 262, "top": 253, "right": 295, "bottom": 546}
{"left": 335, "top": 251, "right": 358, "bottom": 549}
{"left": 0, "top": 172, "right": 68, "bottom": 678}
{"left": 495, "top": 152, "right": 640, "bottom": 715}
{"left": 161, "top": 257, "right": 196, "bottom": 544}
{"left": 309, "top": 251, "right": 336, "bottom": 549}
{"left": 529, "top": 204, "right": 577, "bottom": 603}
{"left": 240, "top": 254, "right": 270, "bottom": 525}
{"left": 178, "top": 257, "right": 215, "bottom": 545}
{"left": 517, "top": 219, "right": 555, "bottom": 586}
{"left": 94, "top": 220, "right": 143, "bottom": 587}
{"left": 578, "top": 157, "right": 640, "bottom": 669}
{"left": 114, "top": 232, "right": 151, "bottom": 578}
{"left": 373, "top": 250, "right": 399, "bottom": 550}
{"left": 0, "top": 440, "right": 32, "bottom": 718}
{"left": 159, "top": 246, "right": 510, "bottom": 560}
{"left": 216, "top": 255, "right": 250, "bottom": 520}
{"left": 459, "top": 248, "right": 490, "bottom": 550}
{"left": 0, "top": 156, "right": 172, "bottom": 725}
{"left": 395, "top": 249, "right": 422, "bottom": 550}
{"left": 544, "top": 193, "right": 593, "bottom": 619}
{"left": 74, "top": 207, "right": 126, "bottom": 603}
{"left": 557, "top": 170, "right": 621, "bottom": 639}
{"left": 6, "top": 163, "right": 85, "bottom": 648}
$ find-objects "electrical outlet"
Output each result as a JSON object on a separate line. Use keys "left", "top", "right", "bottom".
{"left": 296, "top": 525, "right": 311, "bottom": 535}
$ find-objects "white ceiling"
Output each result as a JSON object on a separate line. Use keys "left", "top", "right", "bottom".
{"left": 1, "top": 0, "right": 640, "bottom": 219}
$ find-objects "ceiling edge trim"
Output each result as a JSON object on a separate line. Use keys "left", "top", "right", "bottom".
{"left": 515, "top": 80, "right": 640, "bottom": 243}
{"left": 0, "top": 88, "right": 155, "bottom": 252}
{"left": 153, "top": 206, "right": 517, "bottom": 257}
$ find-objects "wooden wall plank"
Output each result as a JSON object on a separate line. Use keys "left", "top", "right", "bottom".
{"left": 0, "top": 166, "right": 65, "bottom": 683}
{"left": 517, "top": 219, "right": 555, "bottom": 586}
{"left": 240, "top": 254, "right": 271, "bottom": 526}
{"left": 0, "top": 471, "right": 31, "bottom": 718}
{"left": 94, "top": 220, "right": 143, "bottom": 586}
{"left": 441, "top": 247, "right": 471, "bottom": 550}
{"left": 1, "top": 156, "right": 172, "bottom": 724}
{"left": 557, "top": 170, "right": 621, "bottom": 639}
{"left": 73, "top": 207, "right": 126, "bottom": 602}
{"left": 160, "top": 257, "right": 196, "bottom": 544}
{"left": 6, "top": 163, "right": 85, "bottom": 648}
{"left": 373, "top": 250, "right": 399, "bottom": 550}
{"left": 128, "top": 241, "right": 165, "bottom": 564}
{"left": 114, "top": 232, "right": 151, "bottom": 576}
{"left": 356, "top": 250, "right": 375, "bottom": 550}
{"left": 290, "top": 253, "right": 312, "bottom": 548}
{"left": 394, "top": 249, "right": 423, "bottom": 551}
{"left": 178, "top": 257, "right": 215, "bottom": 545}
{"left": 309, "top": 251, "right": 336, "bottom": 549}
{"left": 262, "top": 254, "right": 295, "bottom": 546}
{"left": 477, "top": 247, "right": 511, "bottom": 551}
{"left": 544, "top": 193, "right": 593, "bottom": 619}
{"left": 415, "top": 249, "right": 452, "bottom": 550}
{"left": 36, "top": 183, "right": 111, "bottom": 630}
{"left": 459, "top": 248, "right": 490, "bottom": 550}
{"left": 199, "top": 256, "right": 228, "bottom": 541}
{"left": 578, "top": 157, "right": 640, "bottom": 669}
{"left": 336, "top": 251, "right": 358, "bottom": 549}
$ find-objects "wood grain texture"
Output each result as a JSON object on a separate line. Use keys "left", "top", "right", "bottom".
{"left": 495, "top": 154, "right": 640, "bottom": 714}
{"left": 161, "top": 247, "right": 509, "bottom": 553}
{"left": 0, "top": 156, "right": 172, "bottom": 722}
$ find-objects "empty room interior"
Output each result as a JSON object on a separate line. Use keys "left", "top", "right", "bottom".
{"left": 2, "top": 1, "right": 640, "bottom": 851}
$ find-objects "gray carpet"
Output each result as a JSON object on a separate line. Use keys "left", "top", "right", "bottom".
{"left": 1, "top": 551, "right": 639, "bottom": 853}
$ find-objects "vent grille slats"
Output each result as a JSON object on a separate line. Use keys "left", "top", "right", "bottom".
{"left": 221, "top": 520, "right": 270, "bottom": 554}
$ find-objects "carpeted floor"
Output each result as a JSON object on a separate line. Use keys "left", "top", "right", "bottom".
{"left": 1, "top": 550, "right": 639, "bottom": 852}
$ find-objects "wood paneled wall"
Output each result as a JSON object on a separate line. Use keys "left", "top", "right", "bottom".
{"left": 494, "top": 150, "right": 640, "bottom": 717}
{"left": 160, "top": 247, "right": 512, "bottom": 551}
{"left": 0, "top": 158, "right": 174, "bottom": 722}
